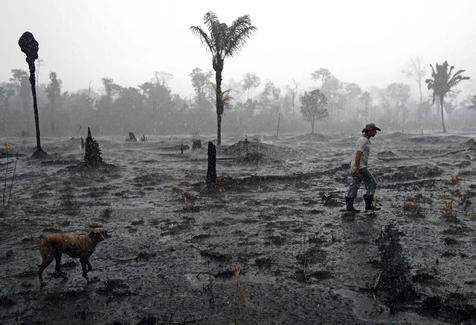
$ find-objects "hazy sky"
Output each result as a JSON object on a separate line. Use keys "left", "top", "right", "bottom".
{"left": 1, "top": 0, "right": 475, "bottom": 99}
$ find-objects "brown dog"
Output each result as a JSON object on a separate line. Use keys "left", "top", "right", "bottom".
{"left": 38, "top": 228, "right": 109, "bottom": 286}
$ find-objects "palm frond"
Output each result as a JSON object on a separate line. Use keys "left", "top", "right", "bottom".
{"left": 226, "top": 27, "right": 257, "bottom": 57}
{"left": 190, "top": 26, "right": 215, "bottom": 54}
{"left": 226, "top": 15, "right": 252, "bottom": 43}
{"left": 203, "top": 11, "right": 219, "bottom": 32}
{"left": 448, "top": 70, "right": 470, "bottom": 89}
{"left": 448, "top": 65, "right": 455, "bottom": 78}
{"left": 425, "top": 78, "right": 434, "bottom": 88}
{"left": 224, "top": 15, "right": 256, "bottom": 57}
{"left": 429, "top": 64, "right": 436, "bottom": 78}
{"left": 222, "top": 89, "right": 233, "bottom": 109}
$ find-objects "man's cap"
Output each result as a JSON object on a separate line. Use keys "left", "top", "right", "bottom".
{"left": 362, "top": 122, "right": 381, "bottom": 133}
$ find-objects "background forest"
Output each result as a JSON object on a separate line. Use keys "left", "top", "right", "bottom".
{"left": 1, "top": 60, "right": 476, "bottom": 138}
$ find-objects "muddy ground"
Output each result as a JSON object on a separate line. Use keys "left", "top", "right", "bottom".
{"left": 0, "top": 131, "right": 475, "bottom": 324}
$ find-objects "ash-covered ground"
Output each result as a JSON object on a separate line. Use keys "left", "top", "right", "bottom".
{"left": 1, "top": 132, "right": 476, "bottom": 324}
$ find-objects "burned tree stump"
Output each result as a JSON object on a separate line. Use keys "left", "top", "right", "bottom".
{"left": 192, "top": 139, "right": 202, "bottom": 150}
{"left": 19, "top": 31, "right": 47, "bottom": 158}
{"left": 127, "top": 132, "right": 138, "bottom": 142}
{"left": 84, "top": 127, "right": 103, "bottom": 167}
{"left": 206, "top": 142, "right": 217, "bottom": 185}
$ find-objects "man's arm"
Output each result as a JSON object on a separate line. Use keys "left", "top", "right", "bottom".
{"left": 352, "top": 151, "right": 363, "bottom": 176}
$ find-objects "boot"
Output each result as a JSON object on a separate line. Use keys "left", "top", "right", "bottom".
{"left": 364, "top": 194, "right": 380, "bottom": 211}
{"left": 345, "top": 197, "right": 359, "bottom": 212}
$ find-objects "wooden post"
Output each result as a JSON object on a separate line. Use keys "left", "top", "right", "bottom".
{"left": 206, "top": 141, "right": 216, "bottom": 185}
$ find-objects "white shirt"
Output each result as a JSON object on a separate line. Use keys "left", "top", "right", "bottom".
{"left": 351, "top": 136, "right": 370, "bottom": 170}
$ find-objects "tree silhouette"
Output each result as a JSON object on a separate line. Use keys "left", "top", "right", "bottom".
{"left": 288, "top": 80, "right": 298, "bottom": 115}
{"left": 191, "top": 12, "right": 256, "bottom": 145}
{"left": 300, "top": 89, "right": 328, "bottom": 134}
{"left": 46, "top": 72, "right": 62, "bottom": 135}
{"left": 242, "top": 72, "right": 260, "bottom": 101}
{"left": 425, "top": 61, "right": 469, "bottom": 133}
{"left": 18, "top": 31, "right": 46, "bottom": 158}
{"left": 386, "top": 83, "right": 411, "bottom": 128}
{"left": 467, "top": 95, "right": 476, "bottom": 110}
{"left": 190, "top": 67, "right": 213, "bottom": 108}
{"left": 311, "top": 68, "right": 334, "bottom": 85}
{"left": 403, "top": 57, "right": 427, "bottom": 105}
{"left": 359, "top": 91, "right": 372, "bottom": 121}
{"left": 10, "top": 69, "right": 31, "bottom": 130}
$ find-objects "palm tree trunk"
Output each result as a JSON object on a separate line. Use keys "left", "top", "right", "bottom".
{"left": 439, "top": 96, "right": 446, "bottom": 133}
{"left": 311, "top": 116, "right": 315, "bottom": 134}
{"left": 217, "top": 114, "right": 222, "bottom": 146}
{"left": 215, "top": 65, "right": 223, "bottom": 145}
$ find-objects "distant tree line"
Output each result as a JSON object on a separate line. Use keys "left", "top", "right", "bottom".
{"left": 0, "top": 60, "right": 474, "bottom": 138}
{"left": 2, "top": 12, "right": 474, "bottom": 139}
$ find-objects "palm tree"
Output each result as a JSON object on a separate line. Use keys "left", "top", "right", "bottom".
{"left": 425, "top": 61, "right": 469, "bottom": 133}
{"left": 191, "top": 12, "right": 256, "bottom": 145}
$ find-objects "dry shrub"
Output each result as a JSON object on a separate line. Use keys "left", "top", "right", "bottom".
{"left": 449, "top": 175, "right": 461, "bottom": 185}
{"left": 233, "top": 263, "right": 246, "bottom": 319}
{"left": 440, "top": 198, "right": 457, "bottom": 221}
{"left": 403, "top": 200, "right": 425, "bottom": 218}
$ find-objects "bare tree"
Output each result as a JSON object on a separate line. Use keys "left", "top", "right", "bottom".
{"left": 153, "top": 71, "right": 173, "bottom": 87}
{"left": 402, "top": 57, "right": 427, "bottom": 105}
{"left": 286, "top": 79, "right": 299, "bottom": 115}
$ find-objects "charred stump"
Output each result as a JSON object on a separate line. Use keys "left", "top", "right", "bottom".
{"left": 84, "top": 127, "right": 103, "bottom": 167}
{"left": 127, "top": 132, "right": 138, "bottom": 142}
{"left": 206, "top": 141, "right": 217, "bottom": 185}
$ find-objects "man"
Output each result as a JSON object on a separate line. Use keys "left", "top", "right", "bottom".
{"left": 345, "top": 123, "right": 381, "bottom": 212}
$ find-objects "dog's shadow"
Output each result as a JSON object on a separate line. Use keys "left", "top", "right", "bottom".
{"left": 43, "top": 270, "right": 101, "bottom": 287}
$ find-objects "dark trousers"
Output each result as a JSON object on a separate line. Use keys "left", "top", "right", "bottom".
{"left": 346, "top": 167, "right": 377, "bottom": 198}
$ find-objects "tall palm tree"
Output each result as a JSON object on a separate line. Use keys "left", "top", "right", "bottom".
{"left": 191, "top": 12, "right": 256, "bottom": 145}
{"left": 425, "top": 61, "right": 469, "bottom": 133}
